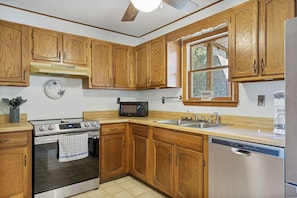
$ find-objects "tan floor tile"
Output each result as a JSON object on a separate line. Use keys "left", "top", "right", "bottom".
{"left": 112, "top": 191, "right": 134, "bottom": 198}
{"left": 70, "top": 176, "right": 166, "bottom": 198}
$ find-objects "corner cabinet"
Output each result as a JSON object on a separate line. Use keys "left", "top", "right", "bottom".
{"left": 0, "top": 131, "right": 32, "bottom": 198}
{"left": 30, "top": 27, "right": 90, "bottom": 67}
{"left": 135, "top": 36, "right": 181, "bottom": 89}
{"left": 229, "top": 0, "right": 295, "bottom": 82}
{"left": 100, "top": 123, "right": 129, "bottom": 182}
{"left": 152, "top": 127, "right": 206, "bottom": 197}
{"left": 130, "top": 124, "right": 148, "bottom": 181}
{"left": 0, "top": 20, "right": 30, "bottom": 86}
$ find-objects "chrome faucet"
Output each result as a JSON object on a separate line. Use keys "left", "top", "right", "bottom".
{"left": 208, "top": 112, "right": 219, "bottom": 124}
{"left": 193, "top": 113, "right": 199, "bottom": 121}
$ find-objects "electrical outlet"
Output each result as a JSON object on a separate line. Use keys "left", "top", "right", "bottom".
{"left": 258, "top": 95, "right": 265, "bottom": 106}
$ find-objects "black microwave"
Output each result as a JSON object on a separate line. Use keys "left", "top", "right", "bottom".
{"left": 119, "top": 102, "right": 148, "bottom": 117}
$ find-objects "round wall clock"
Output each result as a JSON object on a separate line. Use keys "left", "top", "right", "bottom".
{"left": 44, "top": 80, "right": 66, "bottom": 99}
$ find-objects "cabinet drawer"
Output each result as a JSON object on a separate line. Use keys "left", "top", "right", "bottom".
{"left": 131, "top": 124, "right": 148, "bottom": 138}
{"left": 153, "top": 127, "right": 203, "bottom": 152}
{"left": 101, "top": 123, "right": 126, "bottom": 135}
{"left": 0, "top": 132, "right": 28, "bottom": 148}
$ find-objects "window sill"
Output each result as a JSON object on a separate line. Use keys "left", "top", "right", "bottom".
{"left": 183, "top": 100, "right": 238, "bottom": 107}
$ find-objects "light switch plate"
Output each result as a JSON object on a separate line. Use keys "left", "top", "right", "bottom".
{"left": 258, "top": 95, "right": 265, "bottom": 106}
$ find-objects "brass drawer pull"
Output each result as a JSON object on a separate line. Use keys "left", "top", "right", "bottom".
{"left": 0, "top": 139, "right": 9, "bottom": 143}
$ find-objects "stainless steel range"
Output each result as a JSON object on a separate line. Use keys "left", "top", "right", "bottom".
{"left": 29, "top": 118, "right": 100, "bottom": 198}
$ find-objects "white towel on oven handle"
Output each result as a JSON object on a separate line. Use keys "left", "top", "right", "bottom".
{"left": 58, "top": 133, "right": 89, "bottom": 162}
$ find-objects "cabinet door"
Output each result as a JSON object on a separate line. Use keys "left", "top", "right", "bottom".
{"left": 31, "top": 28, "right": 62, "bottom": 62}
{"left": 90, "top": 40, "right": 113, "bottom": 87}
{"left": 62, "top": 34, "right": 89, "bottom": 66}
{"left": 175, "top": 146, "right": 204, "bottom": 198}
{"left": 259, "top": 0, "right": 295, "bottom": 76}
{"left": 149, "top": 36, "right": 166, "bottom": 87}
{"left": 0, "top": 20, "right": 29, "bottom": 86}
{"left": 100, "top": 133, "right": 126, "bottom": 180}
{"left": 229, "top": 0, "right": 259, "bottom": 79}
{"left": 113, "top": 44, "right": 131, "bottom": 88}
{"left": 135, "top": 43, "right": 149, "bottom": 88}
{"left": 131, "top": 124, "right": 148, "bottom": 181}
{"left": 131, "top": 134, "right": 147, "bottom": 181}
{"left": 152, "top": 140, "right": 174, "bottom": 196}
{"left": 0, "top": 147, "right": 28, "bottom": 198}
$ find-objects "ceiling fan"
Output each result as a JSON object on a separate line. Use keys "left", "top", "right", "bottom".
{"left": 122, "top": 0, "right": 200, "bottom": 22}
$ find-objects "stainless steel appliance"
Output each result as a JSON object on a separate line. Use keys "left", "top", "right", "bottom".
{"left": 285, "top": 17, "right": 297, "bottom": 197}
{"left": 119, "top": 101, "right": 148, "bottom": 117}
{"left": 30, "top": 118, "right": 100, "bottom": 198}
{"left": 209, "top": 136, "right": 284, "bottom": 198}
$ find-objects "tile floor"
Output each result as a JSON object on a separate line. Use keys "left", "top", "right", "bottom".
{"left": 70, "top": 176, "right": 168, "bottom": 198}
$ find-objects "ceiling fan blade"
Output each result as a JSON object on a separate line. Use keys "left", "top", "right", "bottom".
{"left": 122, "top": 2, "right": 139, "bottom": 22}
{"left": 163, "top": 0, "right": 199, "bottom": 12}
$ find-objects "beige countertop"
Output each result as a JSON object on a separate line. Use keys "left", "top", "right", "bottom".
{"left": 0, "top": 122, "right": 33, "bottom": 133}
{"left": 95, "top": 116, "right": 285, "bottom": 147}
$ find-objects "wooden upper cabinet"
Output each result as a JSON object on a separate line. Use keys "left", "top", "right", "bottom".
{"left": 149, "top": 36, "right": 166, "bottom": 87}
{"left": 89, "top": 40, "right": 113, "bottom": 88}
{"left": 134, "top": 36, "right": 181, "bottom": 89}
{"left": 30, "top": 27, "right": 89, "bottom": 67}
{"left": 62, "top": 34, "right": 89, "bottom": 66}
{"left": 31, "top": 28, "right": 62, "bottom": 62}
{"left": 135, "top": 43, "right": 149, "bottom": 88}
{"left": 230, "top": 0, "right": 295, "bottom": 81}
{"left": 229, "top": 0, "right": 259, "bottom": 79}
{"left": 113, "top": 44, "right": 133, "bottom": 88}
{"left": 259, "top": 0, "right": 295, "bottom": 76}
{"left": 0, "top": 20, "right": 29, "bottom": 86}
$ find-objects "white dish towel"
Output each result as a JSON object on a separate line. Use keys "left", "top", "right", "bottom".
{"left": 58, "top": 133, "right": 88, "bottom": 162}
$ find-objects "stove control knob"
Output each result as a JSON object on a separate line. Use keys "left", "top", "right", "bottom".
{"left": 91, "top": 122, "right": 97, "bottom": 127}
{"left": 84, "top": 122, "right": 90, "bottom": 127}
{"left": 48, "top": 125, "right": 54, "bottom": 130}
{"left": 39, "top": 126, "right": 46, "bottom": 131}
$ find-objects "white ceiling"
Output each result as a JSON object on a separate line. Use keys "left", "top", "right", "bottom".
{"left": 0, "top": 0, "right": 221, "bottom": 37}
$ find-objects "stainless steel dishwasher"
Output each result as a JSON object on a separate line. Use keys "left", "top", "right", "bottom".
{"left": 209, "top": 136, "right": 284, "bottom": 198}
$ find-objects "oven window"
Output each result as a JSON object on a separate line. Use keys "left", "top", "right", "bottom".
{"left": 34, "top": 138, "right": 99, "bottom": 194}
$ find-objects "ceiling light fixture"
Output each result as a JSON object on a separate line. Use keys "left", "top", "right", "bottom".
{"left": 131, "top": 0, "right": 162, "bottom": 12}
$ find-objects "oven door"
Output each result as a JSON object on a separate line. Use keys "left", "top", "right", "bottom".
{"left": 33, "top": 132, "right": 99, "bottom": 195}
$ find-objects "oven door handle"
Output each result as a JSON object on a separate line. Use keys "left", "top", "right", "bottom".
{"left": 35, "top": 135, "right": 59, "bottom": 145}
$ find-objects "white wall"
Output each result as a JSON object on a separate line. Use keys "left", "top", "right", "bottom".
{"left": 0, "top": 76, "right": 284, "bottom": 120}
{"left": 0, "top": 76, "right": 139, "bottom": 120}
{"left": 138, "top": 81, "right": 285, "bottom": 118}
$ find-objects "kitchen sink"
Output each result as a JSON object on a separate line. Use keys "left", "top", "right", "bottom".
{"left": 182, "top": 122, "right": 221, "bottom": 129}
{"left": 155, "top": 119, "right": 191, "bottom": 126}
{"left": 155, "top": 119, "right": 222, "bottom": 128}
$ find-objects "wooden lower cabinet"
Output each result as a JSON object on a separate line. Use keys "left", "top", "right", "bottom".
{"left": 100, "top": 123, "right": 128, "bottom": 181}
{"left": 130, "top": 124, "right": 148, "bottom": 181}
{"left": 152, "top": 140, "right": 174, "bottom": 195}
{"left": 0, "top": 131, "right": 32, "bottom": 198}
{"left": 175, "top": 146, "right": 204, "bottom": 198}
{"left": 152, "top": 127, "right": 206, "bottom": 198}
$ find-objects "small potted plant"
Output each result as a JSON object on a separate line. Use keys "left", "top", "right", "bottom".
{"left": 2, "top": 96, "right": 27, "bottom": 123}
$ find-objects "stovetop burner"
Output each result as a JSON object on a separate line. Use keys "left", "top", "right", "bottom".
{"left": 29, "top": 117, "right": 100, "bottom": 137}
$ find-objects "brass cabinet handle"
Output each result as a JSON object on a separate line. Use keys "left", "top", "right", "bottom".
{"left": 0, "top": 139, "right": 9, "bottom": 143}
{"left": 253, "top": 59, "right": 258, "bottom": 74}
{"left": 260, "top": 58, "right": 265, "bottom": 74}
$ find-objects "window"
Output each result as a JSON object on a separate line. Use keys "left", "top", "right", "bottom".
{"left": 182, "top": 28, "right": 238, "bottom": 106}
